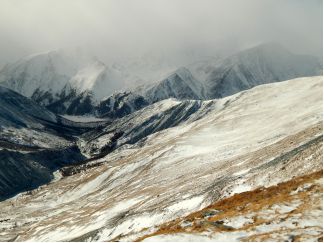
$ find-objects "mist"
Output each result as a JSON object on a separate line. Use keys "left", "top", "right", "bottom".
{"left": 0, "top": 0, "right": 322, "bottom": 67}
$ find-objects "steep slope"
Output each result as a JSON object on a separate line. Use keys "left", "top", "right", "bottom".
{"left": 0, "top": 76, "right": 321, "bottom": 241}
{"left": 96, "top": 43, "right": 321, "bottom": 120}
{"left": 0, "top": 86, "right": 56, "bottom": 125}
{"left": 0, "top": 85, "right": 60, "bottom": 147}
{"left": 0, "top": 51, "right": 80, "bottom": 98}
{"left": 206, "top": 43, "right": 322, "bottom": 98}
{"left": 80, "top": 98, "right": 216, "bottom": 157}
{"left": 95, "top": 67, "right": 206, "bottom": 119}
{"left": 142, "top": 67, "right": 206, "bottom": 102}
{"left": 1, "top": 43, "right": 320, "bottom": 118}
{"left": 95, "top": 91, "right": 149, "bottom": 119}
{"left": 0, "top": 146, "right": 85, "bottom": 201}
{"left": 0, "top": 50, "right": 125, "bottom": 115}
{"left": 0, "top": 86, "right": 87, "bottom": 199}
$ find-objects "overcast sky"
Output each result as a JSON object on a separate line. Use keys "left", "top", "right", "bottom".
{"left": 0, "top": 0, "right": 322, "bottom": 66}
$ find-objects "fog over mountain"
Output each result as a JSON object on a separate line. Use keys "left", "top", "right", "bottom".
{"left": 0, "top": 1, "right": 323, "bottom": 241}
{"left": 0, "top": 0, "right": 322, "bottom": 70}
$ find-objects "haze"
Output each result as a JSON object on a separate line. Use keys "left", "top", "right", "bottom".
{"left": 0, "top": 0, "right": 322, "bottom": 68}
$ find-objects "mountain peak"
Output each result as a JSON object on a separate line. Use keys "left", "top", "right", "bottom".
{"left": 0, "top": 49, "right": 126, "bottom": 114}
{"left": 206, "top": 42, "right": 322, "bottom": 98}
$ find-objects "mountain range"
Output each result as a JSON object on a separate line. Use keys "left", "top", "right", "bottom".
{"left": 0, "top": 75, "right": 322, "bottom": 241}
{"left": 0, "top": 42, "right": 322, "bottom": 241}
{"left": 0, "top": 43, "right": 321, "bottom": 118}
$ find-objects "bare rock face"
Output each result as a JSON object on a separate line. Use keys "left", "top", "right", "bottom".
{"left": 0, "top": 86, "right": 88, "bottom": 199}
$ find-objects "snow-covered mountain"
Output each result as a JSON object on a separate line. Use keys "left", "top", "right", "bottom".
{"left": 1, "top": 43, "right": 321, "bottom": 118}
{"left": 205, "top": 43, "right": 322, "bottom": 98}
{"left": 0, "top": 76, "right": 321, "bottom": 241}
{"left": 94, "top": 67, "right": 207, "bottom": 119}
{"left": 141, "top": 67, "right": 206, "bottom": 102}
{"left": 137, "top": 43, "right": 322, "bottom": 102}
{"left": 0, "top": 49, "right": 208, "bottom": 116}
{"left": 94, "top": 43, "right": 322, "bottom": 119}
{"left": 0, "top": 50, "right": 127, "bottom": 115}
{"left": 0, "top": 40, "right": 322, "bottom": 241}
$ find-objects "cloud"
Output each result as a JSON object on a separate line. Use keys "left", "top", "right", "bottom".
{"left": 0, "top": 0, "right": 322, "bottom": 67}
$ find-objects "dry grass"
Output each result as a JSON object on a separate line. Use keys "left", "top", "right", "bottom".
{"left": 137, "top": 170, "right": 323, "bottom": 241}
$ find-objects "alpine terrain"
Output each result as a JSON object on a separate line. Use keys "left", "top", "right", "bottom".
{"left": 0, "top": 43, "right": 322, "bottom": 242}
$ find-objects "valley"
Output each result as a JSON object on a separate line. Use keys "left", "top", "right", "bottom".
{"left": 0, "top": 1, "right": 322, "bottom": 241}
{"left": 0, "top": 75, "right": 322, "bottom": 241}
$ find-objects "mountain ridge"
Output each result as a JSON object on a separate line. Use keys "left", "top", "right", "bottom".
{"left": 0, "top": 75, "right": 321, "bottom": 241}
{"left": 0, "top": 43, "right": 322, "bottom": 118}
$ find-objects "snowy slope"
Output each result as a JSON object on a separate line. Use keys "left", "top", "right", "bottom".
{"left": 80, "top": 98, "right": 216, "bottom": 157}
{"left": 142, "top": 171, "right": 323, "bottom": 241}
{"left": 0, "top": 51, "right": 80, "bottom": 97}
{"left": 0, "top": 76, "right": 321, "bottom": 241}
